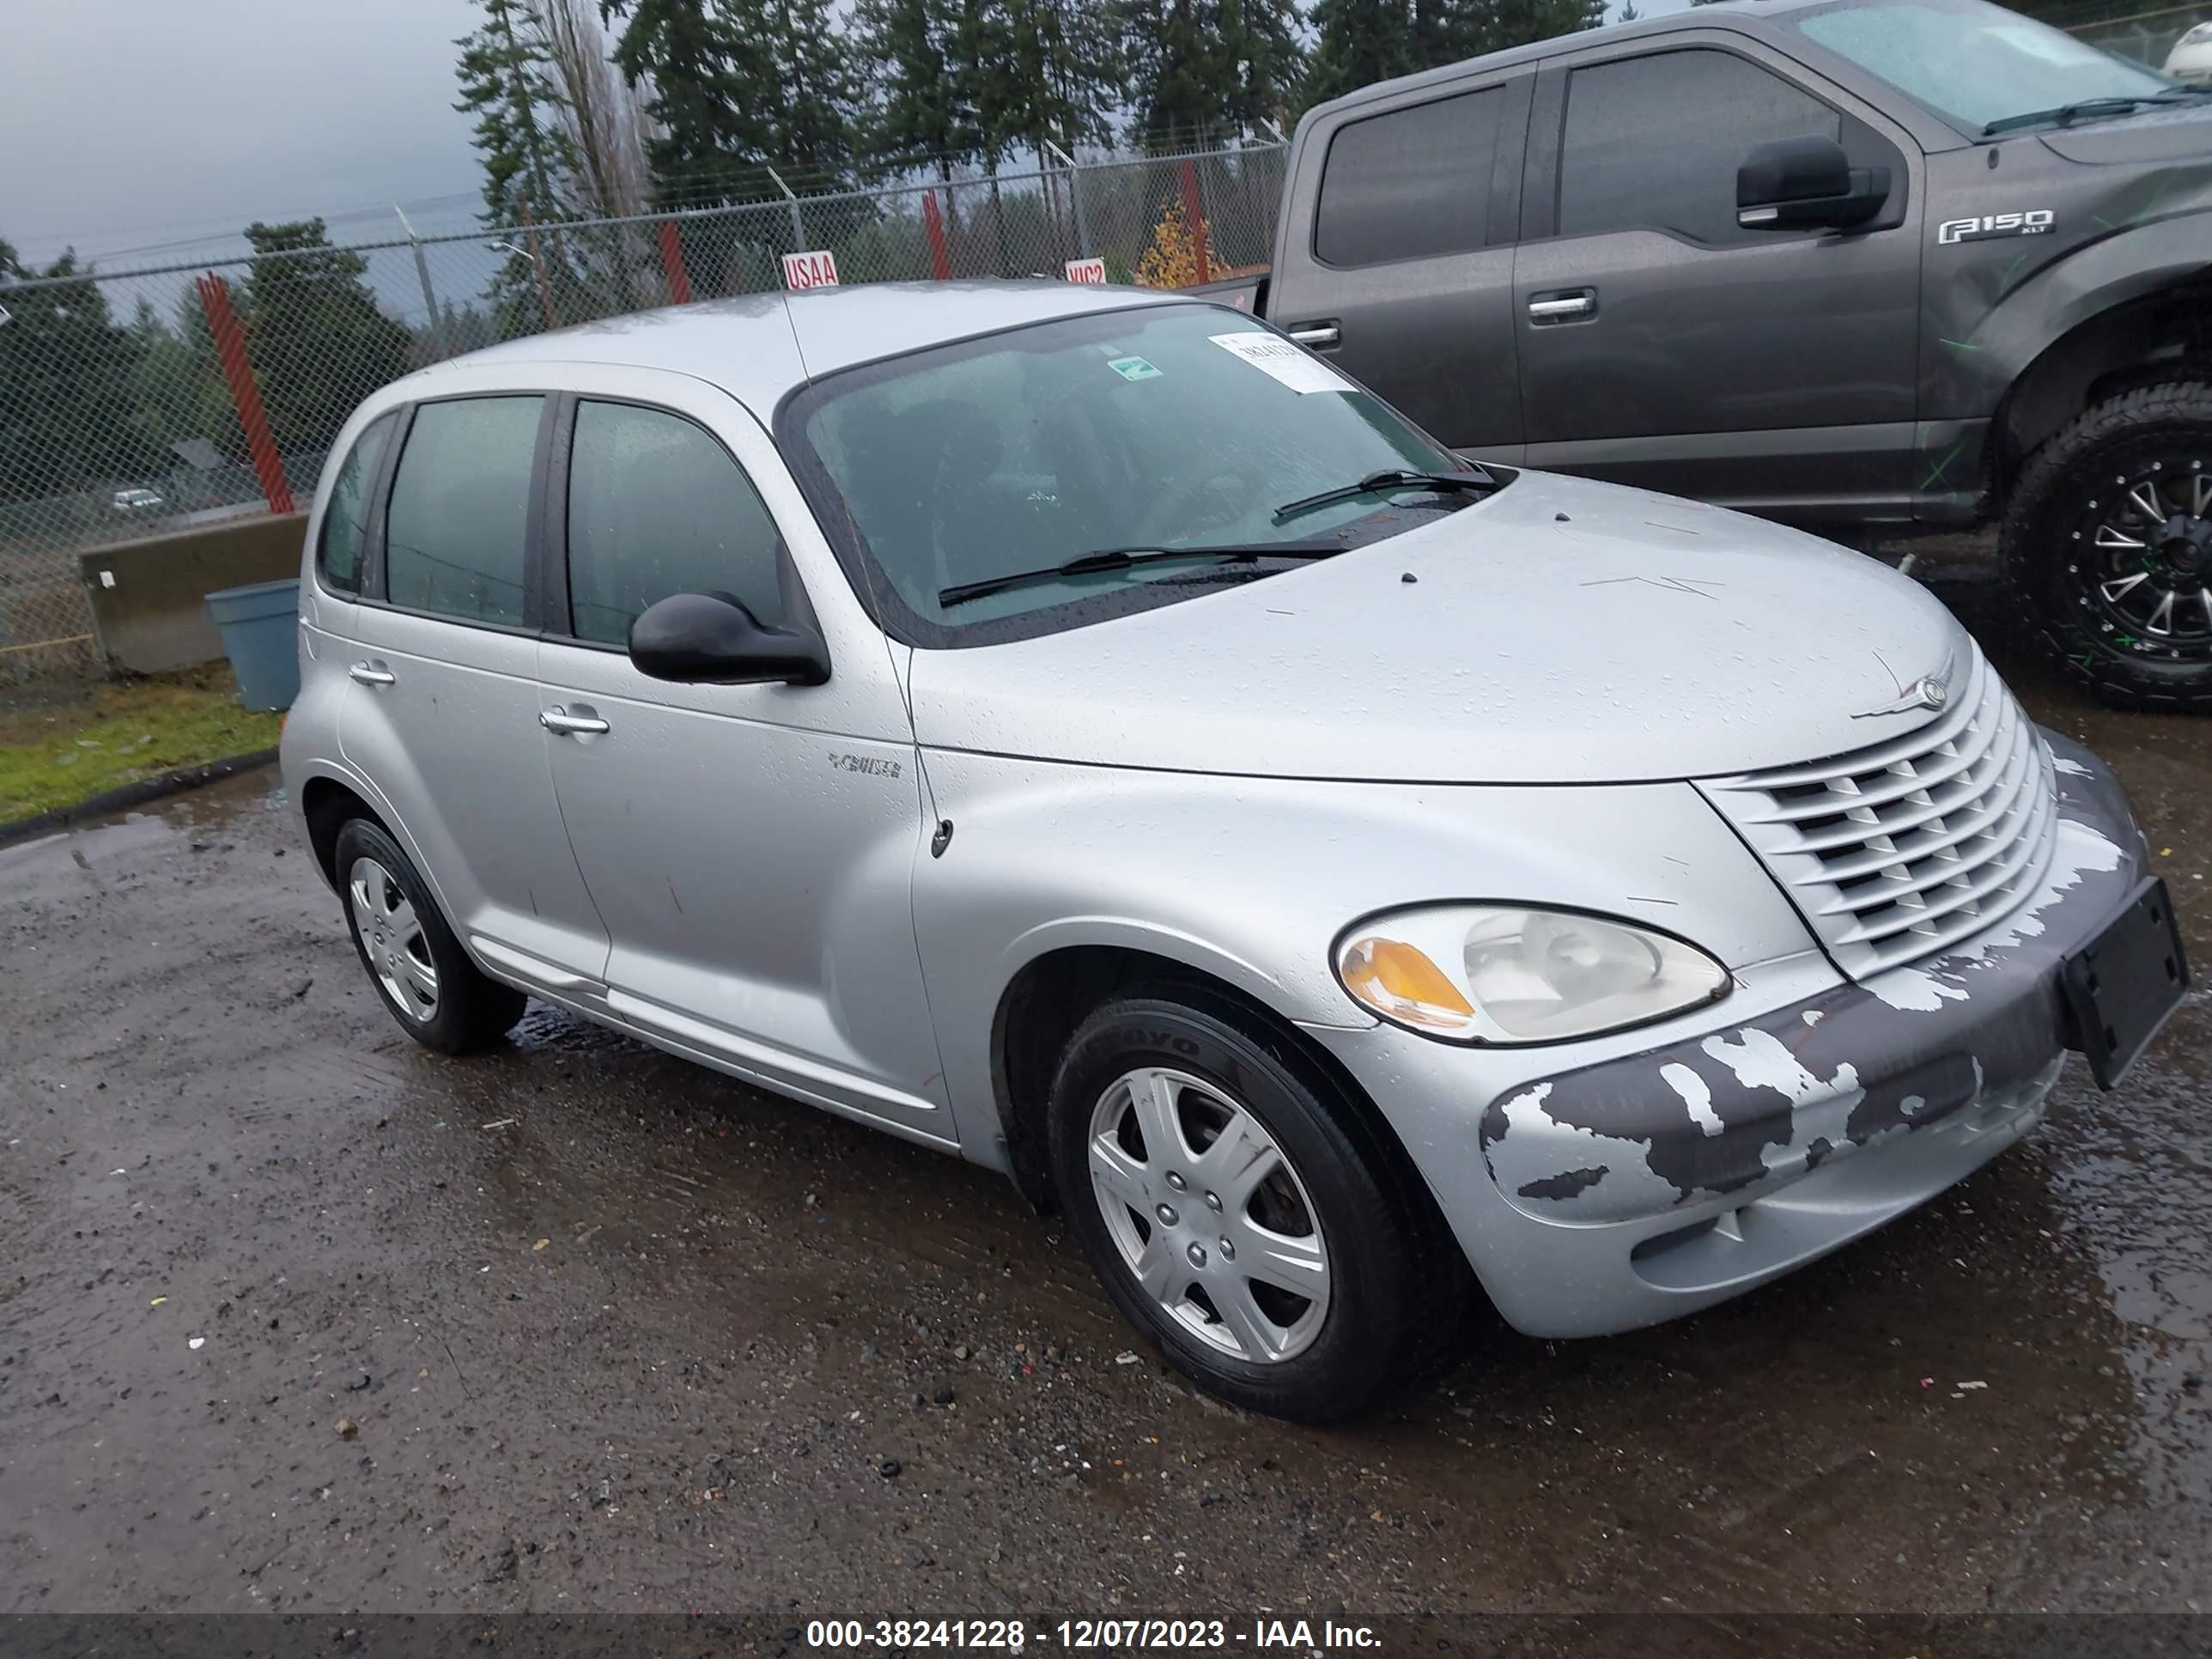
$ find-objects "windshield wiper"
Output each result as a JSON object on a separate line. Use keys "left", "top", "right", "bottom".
{"left": 1984, "top": 88, "right": 2209, "bottom": 135}
{"left": 938, "top": 541, "right": 1345, "bottom": 608}
{"left": 1273, "top": 466, "right": 1496, "bottom": 523}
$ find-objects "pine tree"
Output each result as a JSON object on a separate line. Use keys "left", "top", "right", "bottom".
{"left": 1123, "top": 0, "right": 1295, "bottom": 147}
{"left": 239, "top": 221, "right": 414, "bottom": 458}
{"left": 0, "top": 244, "right": 158, "bottom": 501}
{"left": 601, "top": 0, "right": 858, "bottom": 203}
{"left": 1464, "top": 0, "right": 1609, "bottom": 56}
{"left": 455, "top": 0, "right": 578, "bottom": 224}
{"left": 994, "top": 0, "right": 1123, "bottom": 155}
{"left": 1215, "top": 0, "right": 1304, "bottom": 133}
{"left": 854, "top": 0, "right": 984, "bottom": 175}
{"left": 1304, "top": 0, "right": 1413, "bottom": 107}
{"left": 765, "top": 0, "right": 862, "bottom": 173}
{"left": 1309, "top": 0, "right": 1604, "bottom": 104}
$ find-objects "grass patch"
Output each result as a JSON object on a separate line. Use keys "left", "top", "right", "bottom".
{"left": 0, "top": 665, "right": 280, "bottom": 823}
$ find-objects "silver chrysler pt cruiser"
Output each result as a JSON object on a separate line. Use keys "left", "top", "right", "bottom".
{"left": 282, "top": 283, "right": 2188, "bottom": 1420}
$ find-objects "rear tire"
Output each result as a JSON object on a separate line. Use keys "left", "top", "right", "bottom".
{"left": 1045, "top": 986, "right": 1469, "bottom": 1421}
{"left": 333, "top": 819, "right": 526, "bottom": 1055}
{"left": 2001, "top": 379, "right": 2212, "bottom": 712}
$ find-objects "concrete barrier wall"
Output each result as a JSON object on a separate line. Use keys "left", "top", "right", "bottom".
{"left": 76, "top": 514, "right": 307, "bottom": 677}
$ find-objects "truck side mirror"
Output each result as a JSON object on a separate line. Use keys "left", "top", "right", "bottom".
{"left": 1736, "top": 136, "right": 1891, "bottom": 232}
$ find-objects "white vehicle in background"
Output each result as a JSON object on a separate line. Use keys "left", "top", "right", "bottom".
{"left": 108, "top": 487, "right": 165, "bottom": 515}
{"left": 2166, "top": 21, "right": 2212, "bottom": 82}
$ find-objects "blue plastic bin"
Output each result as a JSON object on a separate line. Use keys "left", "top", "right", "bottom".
{"left": 203, "top": 577, "right": 301, "bottom": 712}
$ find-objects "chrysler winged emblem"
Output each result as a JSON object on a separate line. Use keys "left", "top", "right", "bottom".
{"left": 1853, "top": 653, "right": 1955, "bottom": 720}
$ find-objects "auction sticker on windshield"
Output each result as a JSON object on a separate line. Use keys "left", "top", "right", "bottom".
{"left": 1211, "top": 331, "right": 1356, "bottom": 395}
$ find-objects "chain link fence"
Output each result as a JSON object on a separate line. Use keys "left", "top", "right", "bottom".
{"left": 0, "top": 140, "right": 1287, "bottom": 684}
{"left": 2060, "top": 0, "right": 2212, "bottom": 66}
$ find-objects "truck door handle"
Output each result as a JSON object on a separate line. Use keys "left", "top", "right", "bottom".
{"left": 539, "top": 706, "right": 611, "bottom": 737}
{"left": 348, "top": 661, "right": 395, "bottom": 686}
{"left": 1528, "top": 290, "right": 1596, "bottom": 322}
{"left": 1285, "top": 323, "right": 1340, "bottom": 349}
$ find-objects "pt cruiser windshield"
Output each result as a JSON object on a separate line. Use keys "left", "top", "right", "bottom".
{"left": 781, "top": 303, "right": 1492, "bottom": 643}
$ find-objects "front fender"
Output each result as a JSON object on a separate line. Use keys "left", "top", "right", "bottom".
{"left": 910, "top": 750, "right": 1818, "bottom": 1169}
{"left": 1926, "top": 205, "right": 2212, "bottom": 416}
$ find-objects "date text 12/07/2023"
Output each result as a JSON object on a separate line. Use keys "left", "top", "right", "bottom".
{"left": 803, "top": 1620, "right": 1383, "bottom": 1650}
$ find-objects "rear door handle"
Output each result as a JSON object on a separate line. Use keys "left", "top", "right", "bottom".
{"left": 348, "top": 661, "right": 395, "bottom": 686}
{"left": 1285, "top": 323, "right": 1340, "bottom": 349}
{"left": 1528, "top": 289, "right": 1596, "bottom": 322}
{"left": 539, "top": 706, "right": 611, "bottom": 737}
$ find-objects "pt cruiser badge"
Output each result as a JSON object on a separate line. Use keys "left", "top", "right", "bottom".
{"left": 1853, "top": 655, "right": 1955, "bottom": 718}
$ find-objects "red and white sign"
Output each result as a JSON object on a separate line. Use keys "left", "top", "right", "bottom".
{"left": 782, "top": 250, "right": 840, "bottom": 290}
{"left": 1063, "top": 257, "right": 1108, "bottom": 285}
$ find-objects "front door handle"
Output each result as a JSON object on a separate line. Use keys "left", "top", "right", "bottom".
{"left": 539, "top": 706, "right": 611, "bottom": 737}
{"left": 1528, "top": 289, "right": 1597, "bottom": 322}
{"left": 348, "top": 661, "right": 395, "bottom": 686}
{"left": 1285, "top": 322, "right": 1341, "bottom": 349}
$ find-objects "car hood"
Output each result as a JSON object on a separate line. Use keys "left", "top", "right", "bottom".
{"left": 903, "top": 471, "right": 1968, "bottom": 785}
{"left": 2038, "top": 100, "right": 2212, "bottom": 164}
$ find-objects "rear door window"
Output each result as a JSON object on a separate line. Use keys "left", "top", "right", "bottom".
{"left": 562, "top": 399, "right": 786, "bottom": 647}
{"left": 383, "top": 396, "right": 544, "bottom": 628}
{"left": 318, "top": 410, "right": 398, "bottom": 596}
{"left": 1557, "top": 50, "right": 1842, "bottom": 246}
{"left": 1314, "top": 88, "right": 1508, "bottom": 267}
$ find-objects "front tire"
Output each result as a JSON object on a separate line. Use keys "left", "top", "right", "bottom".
{"left": 2002, "top": 379, "right": 2212, "bottom": 712}
{"left": 1046, "top": 988, "right": 1467, "bottom": 1421}
{"left": 334, "top": 819, "right": 526, "bottom": 1055}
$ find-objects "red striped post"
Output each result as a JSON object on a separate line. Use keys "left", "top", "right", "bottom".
{"left": 922, "top": 189, "right": 953, "bottom": 282}
{"left": 658, "top": 220, "right": 693, "bottom": 305}
{"left": 195, "top": 273, "right": 294, "bottom": 516}
{"left": 1179, "top": 160, "right": 1211, "bottom": 285}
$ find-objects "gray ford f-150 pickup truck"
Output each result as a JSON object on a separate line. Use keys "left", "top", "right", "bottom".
{"left": 1215, "top": 0, "right": 2212, "bottom": 709}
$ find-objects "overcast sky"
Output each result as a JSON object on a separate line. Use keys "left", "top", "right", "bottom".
{"left": 3, "top": 0, "right": 1680, "bottom": 277}
{"left": 3, "top": 0, "right": 488, "bottom": 271}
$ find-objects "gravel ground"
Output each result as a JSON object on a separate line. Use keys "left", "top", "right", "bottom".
{"left": 3, "top": 554, "right": 2209, "bottom": 1631}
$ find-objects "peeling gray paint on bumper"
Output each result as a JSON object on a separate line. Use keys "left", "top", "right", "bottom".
{"left": 1481, "top": 731, "right": 2143, "bottom": 1230}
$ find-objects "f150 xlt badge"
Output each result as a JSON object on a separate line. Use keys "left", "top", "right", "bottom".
{"left": 1938, "top": 210, "right": 2055, "bottom": 245}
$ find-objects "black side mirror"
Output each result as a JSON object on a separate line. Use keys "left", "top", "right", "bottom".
{"left": 628, "top": 592, "right": 830, "bottom": 686}
{"left": 1737, "top": 136, "right": 1891, "bottom": 233}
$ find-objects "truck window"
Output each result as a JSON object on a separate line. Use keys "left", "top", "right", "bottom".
{"left": 1557, "top": 50, "right": 1841, "bottom": 246}
{"left": 1314, "top": 88, "right": 1506, "bottom": 268}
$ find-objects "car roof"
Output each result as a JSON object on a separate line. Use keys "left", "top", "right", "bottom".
{"left": 393, "top": 280, "right": 1187, "bottom": 416}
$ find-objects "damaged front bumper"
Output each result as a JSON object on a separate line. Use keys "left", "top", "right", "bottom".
{"left": 1316, "top": 733, "right": 2168, "bottom": 1340}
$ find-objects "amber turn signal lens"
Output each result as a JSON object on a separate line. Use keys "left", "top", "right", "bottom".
{"left": 1338, "top": 935, "right": 1475, "bottom": 1030}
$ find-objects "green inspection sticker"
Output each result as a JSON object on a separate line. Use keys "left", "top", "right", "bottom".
{"left": 1107, "top": 356, "right": 1162, "bottom": 381}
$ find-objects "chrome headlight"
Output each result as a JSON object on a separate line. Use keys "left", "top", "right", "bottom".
{"left": 1334, "top": 904, "right": 1730, "bottom": 1044}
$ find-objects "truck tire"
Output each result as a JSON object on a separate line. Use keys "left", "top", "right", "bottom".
{"left": 2002, "top": 379, "right": 2212, "bottom": 713}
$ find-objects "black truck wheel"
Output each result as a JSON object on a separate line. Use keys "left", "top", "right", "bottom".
{"left": 2002, "top": 379, "right": 2212, "bottom": 713}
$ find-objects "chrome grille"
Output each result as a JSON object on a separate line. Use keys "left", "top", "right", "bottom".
{"left": 1698, "top": 647, "right": 2061, "bottom": 979}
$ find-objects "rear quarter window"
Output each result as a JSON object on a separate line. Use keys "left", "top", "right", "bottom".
{"left": 317, "top": 410, "right": 398, "bottom": 596}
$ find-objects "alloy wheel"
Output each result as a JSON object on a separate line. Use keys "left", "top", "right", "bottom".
{"left": 1085, "top": 1066, "right": 1331, "bottom": 1364}
{"left": 348, "top": 855, "right": 440, "bottom": 1024}
{"left": 2069, "top": 457, "right": 2212, "bottom": 659}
